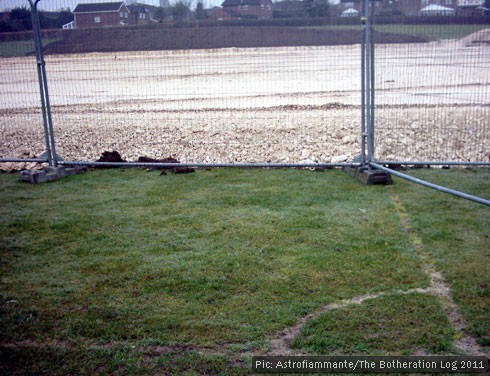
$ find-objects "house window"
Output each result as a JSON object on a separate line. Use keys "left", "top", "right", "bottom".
{"left": 94, "top": 16, "right": 101, "bottom": 23}
{"left": 243, "top": 5, "right": 249, "bottom": 10}
{"left": 445, "top": 0, "right": 452, "bottom": 4}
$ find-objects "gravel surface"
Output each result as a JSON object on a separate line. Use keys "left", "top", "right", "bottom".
{"left": 1, "top": 37, "right": 489, "bottom": 169}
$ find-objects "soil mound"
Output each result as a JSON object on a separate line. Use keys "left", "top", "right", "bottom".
{"left": 459, "top": 28, "right": 490, "bottom": 46}
{"left": 44, "top": 26, "right": 430, "bottom": 55}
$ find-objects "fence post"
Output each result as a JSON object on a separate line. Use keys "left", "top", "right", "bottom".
{"left": 369, "top": 2, "right": 375, "bottom": 164}
{"left": 360, "top": 0, "right": 366, "bottom": 165}
{"left": 361, "top": 0, "right": 375, "bottom": 165}
{"left": 346, "top": 0, "right": 390, "bottom": 184}
{"left": 28, "top": 0, "right": 58, "bottom": 167}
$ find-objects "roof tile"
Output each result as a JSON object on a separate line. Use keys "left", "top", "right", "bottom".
{"left": 74, "top": 2, "right": 125, "bottom": 14}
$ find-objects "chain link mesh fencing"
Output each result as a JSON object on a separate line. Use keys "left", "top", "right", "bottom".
{"left": 374, "top": 25, "right": 489, "bottom": 164}
{"left": 0, "top": 30, "right": 54, "bottom": 168}
{"left": 0, "top": 2, "right": 489, "bottom": 177}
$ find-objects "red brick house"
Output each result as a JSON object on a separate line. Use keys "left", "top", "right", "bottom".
{"left": 209, "top": 6, "right": 236, "bottom": 20}
{"left": 127, "top": 3, "right": 152, "bottom": 25}
{"left": 221, "top": 0, "right": 274, "bottom": 19}
{"left": 73, "top": 2, "right": 130, "bottom": 28}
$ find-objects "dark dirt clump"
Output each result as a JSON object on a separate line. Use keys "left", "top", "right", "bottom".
{"left": 96, "top": 151, "right": 126, "bottom": 165}
{"left": 138, "top": 156, "right": 195, "bottom": 174}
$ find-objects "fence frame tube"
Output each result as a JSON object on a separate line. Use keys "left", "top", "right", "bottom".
{"left": 60, "top": 161, "right": 362, "bottom": 169}
{"left": 29, "top": 0, "right": 58, "bottom": 167}
{"left": 375, "top": 161, "right": 490, "bottom": 167}
{"left": 360, "top": 0, "right": 376, "bottom": 165}
{"left": 370, "top": 162, "right": 490, "bottom": 206}
{"left": 0, "top": 158, "right": 48, "bottom": 163}
{"left": 360, "top": 4, "right": 367, "bottom": 165}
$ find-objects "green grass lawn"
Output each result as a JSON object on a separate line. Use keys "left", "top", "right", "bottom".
{"left": 0, "top": 37, "right": 61, "bottom": 58}
{"left": 0, "top": 167, "right": 488, "bottom": 374}
{"left": 396, "top": 168, "right": 490, "bottom": 349}
{"left": 306, "top": 24, "right": 489, "bottom": 40}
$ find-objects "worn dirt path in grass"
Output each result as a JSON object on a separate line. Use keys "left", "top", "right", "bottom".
{"left": 267, "top": 193, "right": 487, "bottom": 356}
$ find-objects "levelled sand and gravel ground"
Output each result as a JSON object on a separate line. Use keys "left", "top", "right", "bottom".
{"left": 0, "top": 30, "right": 489, "bottom": 169}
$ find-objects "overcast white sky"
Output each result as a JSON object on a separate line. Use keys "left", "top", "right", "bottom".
{"left": 0, "top": 0, "right": 230, "bottom": 11}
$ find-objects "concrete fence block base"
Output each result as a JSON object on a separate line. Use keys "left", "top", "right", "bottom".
{"left": 20, "top": 166, "right": 88, "bottom": 184}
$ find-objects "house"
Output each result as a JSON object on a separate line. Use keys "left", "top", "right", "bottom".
{"left": 127, "top": 3, "right": 152, "bottom": 25}
{"left": 209, "top": 6, "right": 236, "bottom": 20}
{"left": 341, "top": 7, "right": 360, "bottom": 17}
{"left": 458, "top": 0, "right": 485, "bottom": 6}
{"left": 73, "top": 2, "right": 130, "bottom": 28}
{"left": 340, "top": 0, "right": 457, "bottom": 16}
{"left": 419, "top": 3, "right": 456, "bottom": 15}
{"left": 458, "top": 0, "right": 488, "bottom": 15}
{"left": 340, "top": 0, "right": 382, "bottom": 15}
{"left": 399, "top": 0, "right": 456, "bottom": 16}
{"left": 220, "top": 0, "right": 274, "bottom": 19}
{"left": 272, "top": 1, "right": 308, "bottom": 18}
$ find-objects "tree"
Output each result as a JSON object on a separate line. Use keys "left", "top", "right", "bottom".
{"left": 0, "top": 20, "right": 11, "bottom": 33}
{"left": 272, "top": 1, "right": 308, "bottom": 19}
{"left": 303, "top": 0, "right": 330, "bottom": 18}
{"left": 154, "top": 6, "right": 167, "bottom": 22}
{"left": 56, "top": 10, "right": 74, "bottom": 28}
{"left": 0, "top": 7, "right": 75, "bottom": 32}
{"left": 484, "top": 0, "right": 490, "bottom": 14}
{"left": 195, "top": 2, "right": 207, "bottom": 20}
{"left": 172, "top": 1, "right": 192, "bottom": 21}
{"left": 9, "top": 7, "right": 32, "bottom": 31}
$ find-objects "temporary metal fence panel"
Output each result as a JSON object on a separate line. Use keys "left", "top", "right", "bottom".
{"left": 373, "top": 24, "right": 490, "bottom": 164}
{"left": 1, "top": 1, "right": 489, "bottom": 197}
{"left": 0, "top": 27, "right": 52, "bottom": 168}
{"left": 1, "top": 1, "right": 362, "bottom": 167}
{"left": 369, "top": 22, "right": 490, "bottom": 203}
{"left": 46, "top": 45, "right": 361, "bottom": 165}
